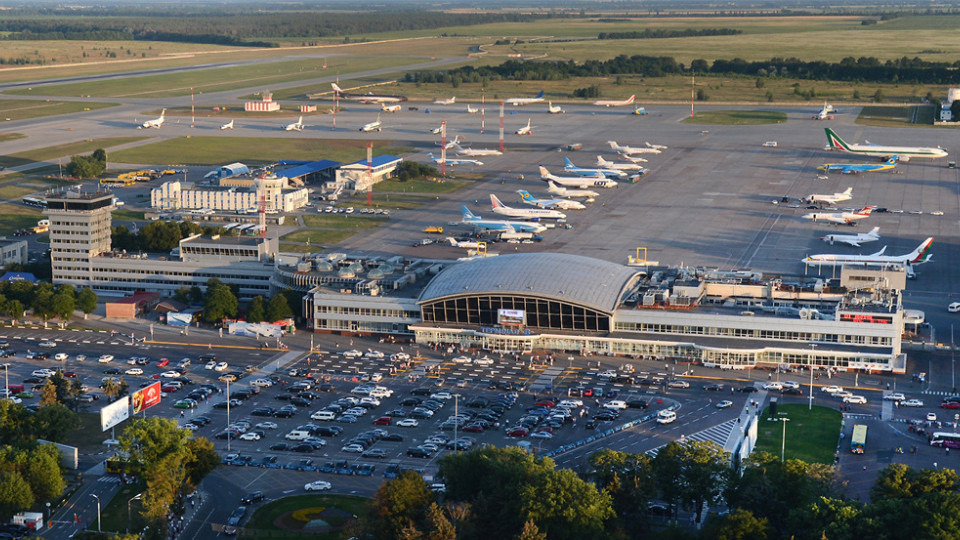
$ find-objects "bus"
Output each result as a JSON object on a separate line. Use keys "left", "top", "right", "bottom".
{"left": 21, "top": 197, "right": 47, "bottom": 208}
{"left": 851, "top": 424, "right": 867, "bottom": 454}
{"left": 929, "top": 432, "right": 960, "bottom": 449}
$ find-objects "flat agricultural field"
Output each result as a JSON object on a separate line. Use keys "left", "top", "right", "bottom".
{"left": 109, "top": 137, "right": 411, "bottom": 166}
{"left": 0, "top": 137, "right": 146, "bottom": 169}
{"left": 0, "top": 99, "right": 117, "bottom": 122}
{"left": 754, "top": 404, "right": 842, "bottom": 464}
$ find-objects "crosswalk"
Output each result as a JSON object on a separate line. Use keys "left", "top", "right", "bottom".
{"left": 645, "top": 419, "right": 738, "bottom": 458}
{"left": 922, "top": 389, "right": 955, "bottom": 396}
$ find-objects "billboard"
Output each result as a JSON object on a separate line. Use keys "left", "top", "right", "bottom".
{"left": 132, "top": 381, "right": 162, "bottom": 414}
{"left": 228, "top": 321, "right": 282, "bottom": 338}
{"left": 166, "top": 312, "right": 193, "bottom": 326}
{"left": 100, "top": 396, "right": 130, "bottom": 432}
{"left": 498, "top": 309, "right": 526, "bottom": 326}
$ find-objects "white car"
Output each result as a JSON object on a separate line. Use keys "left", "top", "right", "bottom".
{"left": 903, "top": 399, "right": 924, "bottom": 407}
{"left": 452, "top": 356, "right": 472, "bottom": 364}
{"left": 342, "top": 349, "right": 363, "bottom": 359}
{"left": 927, "top": 412, "right": 938, "bottom": 421}
{"left": 214, "top": 362, "right": 229, "bottom": 372}
{"left": 311, "top": 410, "right": 336, "bottom": 421}
{"left": 949, "top": 302, "right": 960, "bottom": 313}
{"left": 54, "top": 353, "right": 69, "bottom": 361}
{"left": 821, "top": 385, "right": 843, "bottom": 394}
{"left": 667, "top": 380, "right": 690, "bottom": 389}
{"left": 473, "top": 356, "right": 494, "bottom": 366}
{"left": 656, "top": 410, "right": 677, "bottom": 424}
{"left": 364, "top": 350, "right": 385, "bottom": 359}
{"left": 763, "top": 382, "right": 783, "bottom": 391}
{"left": 98, "top": 354, "right": 114, "bottom": 363}
{"left": 359, "top": 397, "right": 381, "bottom": 407}
{"left": 843, "top": 395, "right": 867, "bottom": 404}
{"left": 716, "top": 400, "right": 734, "bottom": 409}
{"left": 255, "top": 422, "right": 278, "bottom": 430}
{"left": 32, "top": 369, "right": 56, "bottom": 378}
{"left": 341, "top": 444, "right": 365, "bottom": 453}
{"left": 205, "top": 361, "right": 217, "bottom": 370}
{"left": 38, "top": 341, "right": 57, "bottom": 348}
{"left": 251, "top": 379, "right": 273, "bottom": 387}
{"left": 884, "top": 393, "right": 906, "bottom": 402}
{"left": 530, "top": 431, "right": 553, "bottom": 439}
{"left": 391, "top": 352, "right": 411, "bottom": 362}
{"left": 124, "top": 368, "right": 143, "bottom": 376}
{"left": 397, "top": 418, "right": 420, "bottom": 428}
{"left": 304, "top": 480, "right": 332, "bottom": 491}
{"left": 430, "top": 392, "right": 453, "bottom": 400}
{"left": 239, "top": 432, "right": 261, "bottom": 441}
{"left": 75, "top": 355, "right": 86, "bottom": 362}
{"left": 598, "top": 370, "right": 618, "bottom": 379}
{"left": 160, "top": 370, "right": 182, "bottom": 378}
{"left": 781, "top": 381, "right": 800, "bottom": 390}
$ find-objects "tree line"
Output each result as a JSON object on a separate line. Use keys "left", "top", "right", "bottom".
{"left": 172, "top": 278, "right": 296, "bottom": 324}
{"left": 112, "top": 220, "right": 242, "bottom": 254}
{"left": 406, "top": 54, "right": 960, "bottom": 88}
{"left": 598, "top": 28, "right": 742, "bottom": 39}
{"left": 0, "top": 281, "right": 97, "bottom": 328}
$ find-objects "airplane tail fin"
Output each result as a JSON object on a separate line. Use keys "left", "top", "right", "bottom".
{"left": 909, "top": 237, "right": 935, "bottom": 263}
{"left": 331, "top": 83, "right": 343, "bottom": 94}
{"left": 563, "top": 157, "right": 575, "bottom": 168}
{"left": 160, "top": 109, "right": 166, "bottom": 118}
{"left": 825, "top": 128, "right": 851, "bottom": 151}
{"left": 490, "top": 194, "right": 505, "bottom": 209}
{"left": 627, "top": 95, "right": 635, "bottom": 104}
{"left": 871, "top": 246, "right": 887, "bottom": 257}
{"left": 535, "top": 91, "right": 544, "bottom": 99}
{"left": 867, "top": 226, "right": 880, "bottom": 237}
{"left": 887, "top": 155, "right": 898, "bottom": 164}
{"left": 857, "top": 205, "right": 877, "bottom": 216}
{"left": 517, "top": 190, "right": 534, "bottom": 202}
{"left": 538, "top": 166, "right": 551, "bottom": 178}
{"left": 842, "top": 187, "right": 853, "bottom": 196}
{"left": 461, "top": 205, "right": 476, "bottom": 219}
{"left": 596, "top": 155, "right": 607, "bottom": 166}
{"left": 608, "top": 141, "right": 618, "bottom": 150}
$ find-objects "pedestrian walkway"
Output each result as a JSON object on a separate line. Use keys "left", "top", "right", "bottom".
{"left": 645, "top": 419, "right": 738, "bottom": 459}
{"left": 922, "top": 389, "right": 955, "bottom": 396}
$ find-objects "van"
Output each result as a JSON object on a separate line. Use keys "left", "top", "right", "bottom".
{"left": 284, "top": 430, "right": 311, "bottom": 441}
{"left": 603, "top": 400, "right": 628, "bottom": 410}
{"left": 656, "top": 410, "right": 677, "bottom": 424}
{"left": 311, "top": 410, "right": 336, "bottom": 421}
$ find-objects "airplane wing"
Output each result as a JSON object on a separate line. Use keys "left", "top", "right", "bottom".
{"left": 845, "top": 240, "right": 861, "bottom": 247}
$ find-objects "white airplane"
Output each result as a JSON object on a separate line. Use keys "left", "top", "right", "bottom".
{"left": 453, "top": 143, "right": 502, "bottom": 157}
{"left": 381, "top": 103, "right": 401, "bottom": 113}
{"left": 283, "top": 116, "right": 304, "bottom": 131}
{"left": 505, "top": 90, "right": 545, "bottom": 106}
{"left": 593, "top": 95, "right": 635, "bottom": 107}
{"left": 428, "top": 153, "right": 483, "bottom": 167}
{"left": 814, "top": 101, "right": 835, "bottom": 120}
{"left": 539, "top": 166, "right": 618, "bottom": 189}
{"left": 548, "top": 101, "right": 564, "bottom": 114}
{"left": 803, "top": 237, "right": 933, "bottom": 269}
{"left": 802, "top": 187, "right": 853, "bottom": 206}
{"left": 825, "top": 128, "right": 948, "bottom": 160}
{"left": 446, "top": 237, "right": 483, "bottom": 249}
{"left": 596, "top": 155, "right": 645, "bottom": 171}
{"left": 141, "top": 109, "right": 165, "bottom": 129}
{"left": 490, "top": 194, "right": 566, "bottom": 220}
{"left": 564, "top": 157, "right": 626, "bottom": 178}
{"left": 461, "top": 206, "right": 546, "bottom": 233}
{"left": 546, "top": 180, "right": 599, "bottom": 199}
{"left": 618, "top": 154, "right": 648, "bottom": 163}
{"left": 434, "top": 97, "right": 456, "bottom": 105}
{"left": 646, "top": 142, "right": 668, "bottom": 150}
{"left": 517, "top": 190, "right": 585, "bottom": 210}
{"left": 515, "top": 119, "right": 534, "bottom": 136}
{"left": 429, "top": 125, "right": 444, "bottom": 135}
{"left": 821, "top": 227, "right": 881, "bottom": 247}
{"left": 802, "top": 205, "right": 876, "bottom": 225}
{"left": 219, "top": 119, "right": 234, "bottom": 130}
{"left": 608, "top": 140, "right": 660, "bottom": 155}
{"left": 331, "top": 82, "right": 406, "bottom": 104}
{"left": 360, "top": 114, "right": 382, "bottom": 132}
{"left": 466, "top": 104, "right": 478, "bottom": 114}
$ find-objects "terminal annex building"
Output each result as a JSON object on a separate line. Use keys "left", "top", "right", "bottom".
{"left": 311, "top": 253, "right": 908, "bottom": 374}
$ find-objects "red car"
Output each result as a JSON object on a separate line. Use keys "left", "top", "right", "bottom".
{"left": 61, "top": 371, "right": 78, "bottom": 378}
{"left": 156, "top": 358, "right": 170, "bottom": 367}
{"left": 941, "top": 401, "right": 960, "bottom": 409}
{"left": 160, "top": 385, "right": 179, "bottom": 393}
{"left": 535, "top": 400, "right": 555, "bottom": 408}
{"left": 582, "top": 388, "right": 594, "bottom": 397}
{"left": 506, "top": 427, "right": 529, "bottom": 438}
{"left": 373, "top": 416, "right": 392, "bottom": 426}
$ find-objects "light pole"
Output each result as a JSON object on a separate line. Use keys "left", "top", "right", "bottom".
{"left": 91, "top": 494, "right": 101, "bottom": 533}
{"left": 3, "top": 363, "right": 8, "bottom": 399}
{"left": 127, "top": 492, "right": 142, "bottom": 533}
{"left": 226, "top": 378, "right": 232, "bottom": 452}
{"left": 780, "top": 417, "right": 791, "bottom": 462}
{"left": 453, "top": 394, "right": 460, "bottom": 452}
{"left": 809, "top": 344, "right": 817, "bottom": 411}
{"left": 952, "top": 324, "right": 956, "bottom": 393}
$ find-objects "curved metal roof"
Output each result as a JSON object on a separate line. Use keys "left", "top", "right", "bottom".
{"left": 418, "top": 253, "right": 640, "bottom": 314}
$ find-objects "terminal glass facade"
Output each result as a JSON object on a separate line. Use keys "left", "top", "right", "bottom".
{"left": 420, "top": 295, "right": 610, "bottom": 332}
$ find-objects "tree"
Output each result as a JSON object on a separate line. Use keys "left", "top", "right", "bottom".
{"left": 4, "top": 299, "right": 22, "bottom": 324}
{"left": 701, "top": 509, "right": 771, "bottom": 540}
{"left": 246, "top": 296, "right": 265, "bottom": 323}
{"left": 92, "top": 148, "right": 107, "bottom": 164}
{"left": 184, "top": 437, "right": 219, "bottom": 487}
{"left": 951, "top": 99, "right": 960, "bottom": 122}
{"left": 202, "top": 283, "right": 238, "bottom": 323}
{"left": 371, "top": 470, "right": 434, "bottom": 539}
{"left": 31, "top": 402, "right": 79, "bottom": 441}
{"left": 520, "top": 468, "right": 614, "bottom": 540}
{"left": 102, "top": 377, "right": 123, "bottom": 401}
{"left": 77, "top": 288, "right": 97, "bottom": 318}
{"left": 0, "top": 471, "right": 34, "bottom": 521}
{"left": 653, "top": 442, "right": 685, "bottom": 518}
{"left": 15, "top": 445, "right": 66, "bottom": 501}
{"left": 514, "top": 520, "right": 546, "bottom": 540}
{"left": 39, "top": 379, "right": 58, "bottom": 406}
{"left": 266, "top": 293, "right": 293, "bottom": 322}
{"left": 51, "top": 289, "right": 76, "bottom": 327}
{"left": 424, "top": 502, "right": 456, "bottom": 540}
{"left": 31, "top": 288, "right": 54, "bottom": 326}
{"left": 66, "top": 154, "right": 106, "bottom": 179}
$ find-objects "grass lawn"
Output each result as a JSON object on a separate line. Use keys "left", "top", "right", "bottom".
{"left": 0, "top": 133, "right": 25, "bottom": 143}
{"left": 753, "top": 404, "right": 842, "bottom": 464}
{"left": 280, "top": 229, "right": 357, "bottom": 244}
{"left": 0, "top": 99, "right": 117, "bottom": 122}
{"left": 335, "top": 195, "right": 429, "bottom": 210}
{"left": 857, "top": 105, "right": 938, "bottom": 127}
{"left": 98, "top": 479, "right": 147, "bottom": 534}
{"left": 374, "top": 177, "right": 469, "bottom": 194}
{"left": 241, "top": 494, "right": 368, "bottom": 539}
{"left": 0, "top": 203, "right": 43, "bottom": 236}
{"left": 278, "top": 242, "right": 326, "bottom": 253}
{"left": 0, "top": 184, "right": 38, "bottom": 199}
{"left": 0, "top": 137, "right": 148, "bottom": 169}
{"left": 110, "top": 137, "right": 412, "bottom": 167}
{"left": 300, "top": 215, "right": 388, "bottom": 230}
{"left": 62, "top": 412, "right": 114, "bottom": 454}
{"left": 683, "top": 110, "right": 787, "bottom": 125}
{"left": 112, "top": 209, "right": 146, "bottom": 221}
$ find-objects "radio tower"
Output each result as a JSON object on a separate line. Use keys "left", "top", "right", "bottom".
{"left": 258, "top": 193, "right": 266, "bottom": 239}
{"left": 498, "top": 101, "right": 505, "bottom": 152}
{"left": 367, "top": 142, "right": 374, "bottom": 207}
{"left": 440, "top": 121, "right": 447, "bottom": 178}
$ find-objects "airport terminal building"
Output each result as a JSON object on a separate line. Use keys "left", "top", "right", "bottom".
{"left": 307, "top": 253, "right": 908, "bottom": 373}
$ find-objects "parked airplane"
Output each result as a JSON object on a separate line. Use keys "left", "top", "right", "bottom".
{"left": 381, "top": 103, "right": 402, "bottom": 113}
{"left": 505, "top": 90, "right": 545, "bottom": 106}
{"left": 428, "top": 153, "right": 483, "bottom": 167}
{"left": 813, "top": 101, "right": 835, "bottom": 120}
{"left": 608, "top": 140, "right": 660, "bottom": 155}
{"left": 220, "top": 119, "right": 234, "bottom": 130}
{"left": 819, "top": 156, "right": 897, "bottom": 175}
{"left": 461, "top": 206, "right": 547, "bottom": 233}
{"left": 490, "top": 194, "right": 566, "bottom": 220}
{"left": 802, "top": 187, "right": 854, "bottom": 206}
{"left": 446, "top": 237, "right": 483, "bottom": 249}
{"left": 563, "top": 157, "right": 626, "bottom": 178}
{"left": 825, "top": 128, "right": 948, "bottom": 160}
{"left": 141, "top": 109, "right": 165, "bottom": 129}
{"left": 429, "top": 125, "right": 444, "bottom": 135}
{"left": 466, "top": 104, "right": 478, "bottom": 114}
{"left": 546, "top": 180, "right": 599, "bottom": 199}
{"left": 515, "top": 119, "right": 534, "bottom": 136}
{"left": 548, "top": 101, "right": 564, "bottom": 114}
{"left": 618, "top": 154, "right": 648, "bottom": 163}
{"left": 597, "top": 156, "right": 645, "bottom": 171}
{"left": 434, "top": 96, "right": 456, "bottom": 105}
{"left": 539, "top": 166, "right": 618, "bottom": 189}
{"left": 646, "top": 142, "right": 668, "bottom": 150}
{"left": 821, "top": 227, "right": 881, "bottom": 247}
{"left": 517, "top": 190, "right": 585, "bottom": 210}
{"left": 802, "top": 205, "right": 876, "bottom": 225}
{"left": 803, "top": 237, "right": 933, "bottom": 269}
{"left": 331, "top": 83, "right": 406, "bottom": 103}
{"left": 453, "top": 143, "right": 502, "bottom": 157}
{"left": 594, "top": 95, "right": 635, "bottom": 107}
{"left": 359, "top": 114, "right": 382, "bottom": 132}
{"left": 283, "top": 116, "right": 304, "bottom": 131}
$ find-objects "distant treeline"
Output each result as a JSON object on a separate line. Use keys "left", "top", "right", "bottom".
{"left": 598, "top": 28, "right": 742, "bottom": 39}
{"left": 406, "top": 54, "right": 960, "bottom": 86}
{"left": 0, "top": 12, "right": 537, "bottom": 46}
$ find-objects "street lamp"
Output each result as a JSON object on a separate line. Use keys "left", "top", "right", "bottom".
{"left": 127, "top": 492, "right": 142, "bottom": 533}
{"left": 780, "top": 417, "right": 791, "bottom": 462}
{"left": 453, "top": 394, "right": 461, "bottom": 452}
{"left": 808, "top": 344, "right": 817, "bottom": 411}
{"left": 226, "top": 378, "right": 232, "bottom": 452}
{"left": 91, "top": 494, "right": 101, "bottom": 533}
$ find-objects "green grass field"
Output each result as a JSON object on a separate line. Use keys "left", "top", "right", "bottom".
{"left": 109, "top": 137, "right": 411, "bottom": 166}
{"left": 0, "top": 184, "right": 39, "bottom": 199}
{"left": 753, "top": 404, "right": 842, "bottom": 464}
{"left": 0, "top": 203, "right": 44, "bottom": 236}
{"left": 300, "top": 215, "right": 388, "bottom": 230}
{"left": 242, "top": 494, "right": 368, "bottom": 539}
{"left": 374, "top": 177, "right": 469, "bottom": 194}
{"left": 0, "top": 99, "right": 117, "bottom": 122}
{"left": 0, "top": 133, "right": 25, "bottom": 143}
{"left": 0, "top": 137, "right": 148, "bottom": 169}
{"left": 280, "top": 229, "right": 358, "bottom": 245}
{"left": 857, "top": 105, "right": 938, "bottom": 127}
{"left": 112, "top": 209, "right": 145, "bottom": 221}
{"left": 278, "top": 242, "right": 326, "bottom": 253}
{"left": 683, "top": 110, "right": 787, "bottom": 125}
{"left": 98, "top": 479, "right": 147, "bottom": 534}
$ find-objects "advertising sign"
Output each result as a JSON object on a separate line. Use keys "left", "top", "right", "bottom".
{"left": 132, "top": 381, "right": 162, "bottom": 414}
{"left": 497, "top": 309, "right": 526, "bottom": 326}
{"left": 100, "top": 396, "right": 130, "bottom": 432}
